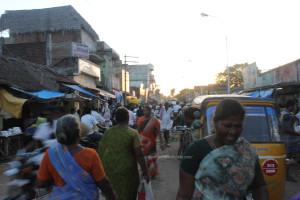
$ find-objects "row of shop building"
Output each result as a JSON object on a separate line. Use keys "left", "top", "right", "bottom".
{"left": 0, "top": 5, "right": 160, "bottom": 131}
{"left": 242, "top": 60, "right": 300, "bottom": 107}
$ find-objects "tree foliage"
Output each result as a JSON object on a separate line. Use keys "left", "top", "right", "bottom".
{"left": 175, "top": 88, "right": 194, "bottom": 102}
{"left": 215, "top": 63, "right": 248, "bottom": 88}
{"left": 170, "top": 88, "right": 175, "bottom": 97}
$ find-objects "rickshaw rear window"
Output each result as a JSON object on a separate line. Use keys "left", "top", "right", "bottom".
{"left": 205, "top": 105, "right": 282, "bottom": 142}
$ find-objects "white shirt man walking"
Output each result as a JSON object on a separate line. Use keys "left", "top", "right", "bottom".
{"left": 160, "top": 102, "right": 173, "bottom": 147}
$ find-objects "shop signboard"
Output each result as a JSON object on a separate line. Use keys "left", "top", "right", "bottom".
{"left": 274, "top": 63, "right": 297, "bottom": 84}
{"left": 243, "top": 63, "right": 258, "bottom": 90}
{"left": 71, "top": 42, "right": 89, "bottom": 59}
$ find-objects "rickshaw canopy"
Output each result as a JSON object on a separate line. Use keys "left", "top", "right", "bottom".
{"left": 191, "top": 95, "right": 279, "bottom": 113}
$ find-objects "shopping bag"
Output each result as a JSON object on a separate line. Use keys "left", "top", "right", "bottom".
{"left": 136, "top": 179, "right": 154, "bottom": 200}
{"left": 144, "top": 180, "right": 154, "bottom": 200}
{"left": 136, "top": 179, "right": 145, "bottom": 200}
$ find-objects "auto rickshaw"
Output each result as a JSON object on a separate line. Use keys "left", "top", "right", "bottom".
{"left": 191, "top": 95, "right": 286, "bottom": 200}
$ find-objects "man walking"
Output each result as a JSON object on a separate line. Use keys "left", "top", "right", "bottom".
{"left": 160, "top": 102, "right": 173, "bottom": 147}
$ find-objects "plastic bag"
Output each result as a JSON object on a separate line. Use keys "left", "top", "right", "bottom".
{"left": 136, "top": 179, "right": 154, "bottom": 200}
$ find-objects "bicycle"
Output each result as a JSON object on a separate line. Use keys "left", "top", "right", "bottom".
{"left": 177, "top": 126, "right": 192, "bottom": 156}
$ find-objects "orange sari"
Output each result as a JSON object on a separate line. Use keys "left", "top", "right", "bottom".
{"left": 137, "top": 116, "right": 161, "bottom": 177}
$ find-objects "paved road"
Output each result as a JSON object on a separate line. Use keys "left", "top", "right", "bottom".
{"left": 1, "top": 134, "right": 299, "bottom": 199}
{"left": 151, "top": 137, "right": 181, "bottom": 199}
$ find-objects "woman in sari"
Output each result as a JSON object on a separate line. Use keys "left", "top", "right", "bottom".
{"left": 137, "top": 105, "right": 165, "bottom": 178}
{"left": 36, "top": 114, "right": 117, "bottom": 200}
{"left": 176, "top": 99, "right": 268, "bottom": 200}
{"left": 98, "top": 107, "right": 149, "bottom": 200}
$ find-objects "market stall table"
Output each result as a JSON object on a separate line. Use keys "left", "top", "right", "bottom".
{"left": 0, "top": 133, "right": 24, "bottom": 157}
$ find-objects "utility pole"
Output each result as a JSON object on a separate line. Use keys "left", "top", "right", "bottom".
{"left": 124, "top": 55, "right": 138, "bottom": 105}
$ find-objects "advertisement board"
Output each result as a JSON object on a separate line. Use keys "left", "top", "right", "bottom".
{"left": 71, "top": 42, "right": 89, "bottom": 59}
{"left": 243, "top": 63, "right": 258, "bottom": 90}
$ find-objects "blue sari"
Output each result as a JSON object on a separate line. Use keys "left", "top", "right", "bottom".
{"left": 48, "top": 144, "right": 99, "bottom": 200}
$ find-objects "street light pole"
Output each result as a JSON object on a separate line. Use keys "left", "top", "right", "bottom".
{"left": 201, "top": 13, "right": 230, "bottom": 94}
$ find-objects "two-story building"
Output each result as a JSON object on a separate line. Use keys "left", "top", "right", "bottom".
{"left": 0, "top": 5, "right": 119, "bottom": 99}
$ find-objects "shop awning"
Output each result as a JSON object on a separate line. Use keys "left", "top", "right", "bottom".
{"left": 247, "top": 89, "right": 273, "bottom": 98}
{"left": 62, "top": 84, "right": 97, "bottom": 98}
{"left": 10, "top": 87, "right": 66, "bottom": 100}
{"left": 81, "top": 86, "right": 115, "bottom": 99}
{"left": 98, "top": 89, "right": 115, "bottom": 98}
{"left": 30, "top": 90, "right": 65, "bottom": 99}
{"left": 0, "top": 87, "right": 27, "bottom": 118}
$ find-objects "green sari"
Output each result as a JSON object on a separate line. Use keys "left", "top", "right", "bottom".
{"left": 98, "top": 125, "right": 140, "bottom": 200}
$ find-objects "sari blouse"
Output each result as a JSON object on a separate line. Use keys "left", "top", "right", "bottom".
{"left": 37, "top": 148, "right": 105, "bottom": 187}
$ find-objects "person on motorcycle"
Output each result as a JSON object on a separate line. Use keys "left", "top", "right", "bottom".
{"left": 81, "top": 107, "right": 107, "bottom": 149}
{"left": 25, "top": 105, "right": 65, "bottom": 152}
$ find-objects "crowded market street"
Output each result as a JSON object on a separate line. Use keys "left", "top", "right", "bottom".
{"left": 1, "top": 133, "right": 300, "bottom": 199}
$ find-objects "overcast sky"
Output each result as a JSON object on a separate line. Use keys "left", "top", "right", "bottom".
{"left": 2, "top": 0, "right": 300, "bottom": 95}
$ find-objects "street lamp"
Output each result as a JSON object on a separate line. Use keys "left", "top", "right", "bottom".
{"left": 201, "top": 13, "right": 230, "bottom": 94}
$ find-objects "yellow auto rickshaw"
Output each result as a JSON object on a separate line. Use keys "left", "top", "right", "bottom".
{"left": 191, "top": 95, "right": 286, "bottom": 200}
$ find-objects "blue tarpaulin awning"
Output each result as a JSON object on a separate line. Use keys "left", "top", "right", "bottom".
{"left": 30, "top": 90, "right": 65, "bottom": 99}
{"left": 63, "top": 84, "right": 97, "bottom": 98}
{"left": 247, "top": 89, "right": 273, "bottom": 98}
{"left": 10, "top": 87, "right": 66, "bottom": 100}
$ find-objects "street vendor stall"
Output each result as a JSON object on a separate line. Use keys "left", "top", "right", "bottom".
{"left": 0, "top": 128, "right": 23, "bottom": 157}
{"left": 0, "top": 87, "right": 27, "bottom": 157}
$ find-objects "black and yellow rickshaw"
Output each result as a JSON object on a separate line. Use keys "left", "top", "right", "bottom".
{"left": 191, "top": 95, "right": 286, "bottom": 200}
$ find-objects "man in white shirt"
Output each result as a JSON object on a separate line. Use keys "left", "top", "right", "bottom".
{"left": 91, "top": 107, "right": 106, "bottom": 124}
{"left": 159, "top": 102, "right": 173, "bottom": 147}
{"left": 128, "top": 106, "right": 137, "bottom": 128}
{"left": 173, "top": 102, "right": 181, "bottom": 118}
{"left": 26, "top": 105, "right": 65, "bottom": 151}
{"left": 81, "top": 107, "right": 106, "bottom": 149}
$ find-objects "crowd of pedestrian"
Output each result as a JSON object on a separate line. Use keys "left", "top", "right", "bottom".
{"left": 21, "top": 98, "right": 300, "bottom": 199}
